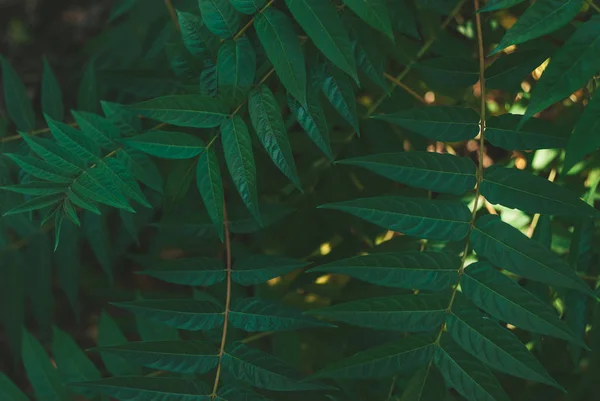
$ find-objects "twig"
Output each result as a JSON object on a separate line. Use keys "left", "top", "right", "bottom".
{"left": 0, "top": 123, "right": 77, "bottom": 143}
{"left": 210, "top": 199, "right": 232, "bottom": 399}
{"left": 233, "top": 0, "right": 276, "bottom": 40}
{"left": 588, "top": 0, "right": 600, "bottom": 13}
{"left": 383, "top": 73, "right": 427, "bottom": 105}
{"left": 164, "top": 0, "right": 180, "bottom": 31}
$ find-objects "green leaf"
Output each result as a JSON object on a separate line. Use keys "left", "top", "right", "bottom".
{"left": 3, "top": 194, "right": 64, "bottom": 216}
{"left": 354, "top": 35, "right": 388, "bottom": 92}
{"left": 400, "top": 364, "right": 446, "bottom": 401}
{"left": 564, "top": 90, "right": 600, "bottom": 173}
{"left": 230, "top": 298, "right": 334, "bottom": 332}
{"left": 69, "top": 377, "right": 211, "bottom": 401}
{"left": 198, "top": 0, "right": 241, "bottom": 38}
{"left": 223, "top": 342, "right": 330, "bottom": 391}
{"left": 319, "top": 196, "right": 471, "bottom": 241}
{"left": 230, "top": 0, "right": 266, "bottom": 14}
{"left": 124, "top": 131, "right": 205, "bottom": 159}
{"left": 462, "top": 262, "right": 586, "bottom": 346}
{"left": 21, "top": 330, "right": 69, "bottom": 401}
{"left": 447, "top": 300, "right": 560, "bottom": 388}
{"left": 1, "top": 56, "right": 35, "bottom": 132}
{"left": 221, "top": 116, "right": 261, "bottom": 223}
{"left": 72, "top": 111, "right": 120, "bottom": 149}
{"left": 374, "top": 107, "right": 480, "bottom": 142}
{"left": 1, "top": 182, "right": 67, "bottom": 196}
{"left": 284, "top": 0, "right": 358, "bottom": 82}
{"left": 231, "top": 254, "right": 309, "bottom": 285}
{"left": 435, "top": 335, "right": 510, "bottom": 401}
{"left": 77, "top": 60, "right": 98, "bottom": 113}
{"left": 249, "top": 85, "right": 301, "bottom": 189}
{"left": 309, "top": 251, "right": 459, "bottom": 292}
{"left": 306, "top": 293, "right": 448, "bottom": 331}
{"left": 176, "top": 11, "right": 214, "bottom": 57}
{"left": 490, "top": 0, "right": 584, "bottom": 56}
{"left": 200, "top": 60, "right": 219, "bottom": 97}
{"left": 98, "top": 310, "right": 140, "bottom": 376}
{"left": 0, "top": 373, "right": 28, "bottom": 401}
{"left": 218, "top": 37, "right": 256, "bottom": 105}
{"left": 479, "top": 0, "right": 526, "bottom": 12}
{"left": 486, "top": 50, "right": 548, "bottom": 91}
{"left": 216, "top": 386, "right": 271, "bottom": 401}
{"left": 102, "top": 158, "right": 151, "bottom": 208}
{"left": 481, "top": 165, "right": 598, "bottom": 217}
{"left": 342, "top": 0, "right": 392, "bottom": 39}
{"left": 73, "top": 167, "right": 134, "bottom": 212}
{"left": 127, "top": 95, "right": 228, "bottom": 128}
{"left": 471, "top": 215, "right": 594, "bottom": 296}
{"left": 338, "top": 152, "right": 476, "bottom": 195}
{"left": 42, "top": 57, "right": 64, "bottom": 121}
{"left": 19, "top": 133, "right": 84, "bottom": 174}
{"left": 133, "top": 255, "right": 226, "bottom": 286}
{"left": 522, "top": 16, "right": 600, "bottom": 125}
{"left": 51, "top": 326, "right": 101, "bottom": 398}
{"left": 287, "top": 88, "right": 333, "bottom": 161}
{"left": 112, "top": 299, "right": 224, "bottom": 331}
{"left": 315, "top": 334, "right": 436, "bottom": 378}
{"left": 54, "top": 220, "right": 81, "bottom": 317}
{"left": 45, "top": 115, "right": 101, "bottom": 162}
{"left": 415, "top": 57, "right": 479, "bottom": 88}
{"left": 255, "top": 8, "right": 307, "bottom": 106}
{"left": 5, "top": 154, "right": 72, "bottom": 183}
{"left": 118, "top": 149, "right": 164, "bottom": 194}
{"left": 486, "top": 113, "right": 568, "bottom": 150}
{"left": 195, "top": 148, "right": 225, "bottom": 240}
{"left": 322, "top": 64, "right": 360, "bottom": 134}
{"left": 97, "top": 341, "right": 218, "bottom": 374}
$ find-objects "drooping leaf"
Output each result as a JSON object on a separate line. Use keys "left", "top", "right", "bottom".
{"left": 221, "top": 116, "right": 261, "bottom": 223}
{"left": 69, "top": 377, "right": 211, "bottom": 401}
{"left": 117, "top": 149, "right": 164, "bottom": 194}
{"left": 338, "top": 152, "right": 476, "bottom": 195}
{"left": 102, "top": 100, "right": 142, "bottom": 137}
{"left": 435, "top": 335, "right": 510, "bottom": 401}
{"left": 42, "top": 57, "right": 64, "bottom": 121}
{"left": 222, "top": 342, "right": 330, "bottom": 391}
{"left": 231, "top": 254, "right": 309, "bottom": 285}
{"left": 51, "top": 326, "right": 101, "bottom": 397}
{"left": 1, "top": 182, "right": 67, "bottom": 196}
{"left": 176, "top": 10, "right": 214, "bottom": 57}
{"left": 97, "top": 341, "right": 219, "bottom": 374}
{"left": 564, "top": 88, "right": 600, "bottom": 172}
{"left": 309, "top": 251, "right": 459, "bottom": 292}
{"left": 133, "top": 255, "right": 226, "bottom": 286}
{"left": 485, "top": 113, "right": 568, "bottom": 150}
{"left": 98, "top": 310, "right": 140, "bottom": 376}
{"left": 342, "top": 0, "right": 392, "bottom": 39}
{"left": 73, "top": 167, "right": 134, "bottom": 212}
{"left": 124, "top": 131, "right": 205, "bottom": 159}
{"left": 490, "top": 0, "right": 584, "bottom": 56}
{"left": 486, "top": 50, "right": 548, "bottom": 91}
{"left": 218, "top": 37, "right": 256, "bottom": 105}
{"left": 0, "top": 373, "right": 28, "bottom": 401}
{"left": 71, "top": 111, "right": 120, "bottom": 150}
{"left": 20, "top": 133, "right": 84, "bottom": 174}
{"left": 400, "top": 364, "right": 446, "bottom": 401}
{"left": 112, "top": 299, "right": 224, "bottom": 331}
{"left": 315, "top": 334, "right": 436, "bottom": 378}
{"left": 462, "top": 262, "right": 586, "bottom": 346}
{"left": 200, "top": 59, "right": 219, "bottom": 97}
{"left": 230, "top": 298, "right": 334, "bottom": 332}
{"left": 471, "top": 215, "right": 594, "bottom": 296}
{"left": 198, "top": 0, "right": 241, "bottom": 38}
{"left": 248, "top": 85, "right": 301, "bottom": 189}
{"left": 3, "top": 193, "right": 64, "bottom": 216}
{"left": 45, "top": 115, "right": 101, "bottom": 162}
{"left": 4, "top": 154, "right": 72, "bottom": 184}
{"left": 374, "top": 107, "right": 480, "bottom": 142}
{"left": 447, "top": 299, "right": 560, "bottom": 388}
{"left": 415, "top": 57, "right": 479, "bottom": 88}
{"left": 284, "top": 0, "right": 358, "bottom": 82}
{"left": 54, "top": 220, "right": 81, "bottom": 318}
{"left": 196, "top": 147, "right": 225, "bottom": 240}
{"left": 319, "top": 196, "right": 471, "bottom": 241}
{"left": 322, "top": 64, "right": 360, "bottom": 134}
{"left": 21, "top": 330, "right": 69, "bottom": 401}
{"left": 306, "top": 293, "right": 448, "bottom": 331}
{"left": 1, "top": 56, "right": 35, "bottom": 132}
{"left": 522, "top": 16, "right": 600, "bottom": 124}
{"left": 479, "top": 0, "right": 526, "bottom": 12}
{"left": 230, "top": 0, "right": 266, "bottom": 14}
{"left": 127, "top": 95, "right": 228, "bottom": 128}
{"left": 77, "top": 60, "right": 98, "bottom": 113}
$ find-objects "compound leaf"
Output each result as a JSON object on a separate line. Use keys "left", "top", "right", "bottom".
{"left": 218, "top": 37, "right": 256, "bottom": 105}
{"left": 196, "top": 147, "right": 225, "bottom": 240}
{"left": 124, "top": 131, "right": 205, "bottom": 159}
{"left": 486, "top": 114, "right": 568, "bottom": 150}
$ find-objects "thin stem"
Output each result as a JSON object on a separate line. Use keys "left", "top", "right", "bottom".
{"left": 211, "top": 199, "right": 232, "bottom": 399}
{"left": 435, "top": 0, "right": 486, "bottom": 343}
{"left": 383, "top": 73, "right": 427, "bottom": 105}
{"left": 165, "top": 0, "right": 180, "bottom": 30}
{"left": 385, "top": 376, "right": 397, "bottom": 401}
{"left": 0, "top": 123, "right": 77, "bottom": 143}
{"left": 367, "top": 0, "right": 468, "bottom": 116}
{"left": 233, "top": 0, "right": 275, "bottom": 40}
{"left": 589, "top": 0, "right": 600, "bottom": 13}
{"left": 526, "top": 168, "right": 557, "bottom": 237}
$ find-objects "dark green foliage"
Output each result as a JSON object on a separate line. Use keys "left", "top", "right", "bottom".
{"left": 1, "top": 1, "right": 600, "bottom": 401}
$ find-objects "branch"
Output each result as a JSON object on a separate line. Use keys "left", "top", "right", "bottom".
{"left": 210, "top": 199, "right": 232, "bottom": 399}
{"left": 233, "top": 0, "right": 276, "bottom": 40}
{"left": 164, "top": 0, "right": 180, "bottom": 31}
